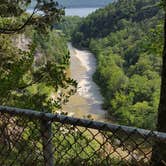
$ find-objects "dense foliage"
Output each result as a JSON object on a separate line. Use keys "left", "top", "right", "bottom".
{"left": 16, "top": 29, "right": 78, "bottom": 112}
{"left": 0, "top": 1, "right": 77, "bottom": 112}
{"left": 72, "top": 0, "right": 164, "bottom": 129}
{"left": 56, "top": 16, "right": 82, "bottom": 40}
{"left": 0, "top": 0, "right": 64, "bottom": 34}
{"left": 0, "top": 1, "right": 81, "bottom": 165}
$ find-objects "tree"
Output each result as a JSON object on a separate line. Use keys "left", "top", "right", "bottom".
{"left": 0, "top": 0, "right": 64, "bottom": 34}
{"left": 0, "top": 2, "right": 77, "bottom": 164}
{"left": 0, "top": 1, "right": 77, "bottom": 111}
{"left": 151, "top": 0, "right": 166, "bottom": 165}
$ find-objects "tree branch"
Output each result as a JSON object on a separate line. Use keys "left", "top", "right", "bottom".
{"left": 0, "top": 5, "right": 38, "bottom": 34}
{"left": 18, "top": 74, "right": 45, "bottom": 90}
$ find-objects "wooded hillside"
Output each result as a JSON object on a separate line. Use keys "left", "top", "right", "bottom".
{"left": 72, "top": 0, "right": 163, "bottom": 129}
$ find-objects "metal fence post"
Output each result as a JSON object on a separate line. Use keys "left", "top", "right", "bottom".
{"left": 40, "top": 119, "right": 54, "bottom": 166}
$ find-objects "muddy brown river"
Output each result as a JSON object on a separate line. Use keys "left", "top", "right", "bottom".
{"left": 63, "top": 44, "right": 107, "bottom": 122}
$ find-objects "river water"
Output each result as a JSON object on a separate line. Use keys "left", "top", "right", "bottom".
{"left": 65, "top": 8, "right": 98, "bottom": 17}
{"left": 63, "top": 44, "right": 107, "bottom": 122}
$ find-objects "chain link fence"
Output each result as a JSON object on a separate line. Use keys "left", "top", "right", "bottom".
{"left": 0, "top": 106, "right": 166, "bottom": 166}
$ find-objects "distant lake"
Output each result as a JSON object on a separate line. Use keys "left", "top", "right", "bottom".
{"left": 65, "top": 8, "right": 99, "bottom": 17}
{"left": 27, "top": 7, "right": 99, "bottom": 17}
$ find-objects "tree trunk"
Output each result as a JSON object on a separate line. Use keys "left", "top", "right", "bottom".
{"left": 151, "top": 12, "right": 166, "bottom": 165}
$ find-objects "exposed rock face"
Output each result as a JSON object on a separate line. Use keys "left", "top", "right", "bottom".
{"left": 13, "top": 34, "right": 45, "bottom": 66}
{"left": 13, "top": 34, "right": 30, "bottom": 51}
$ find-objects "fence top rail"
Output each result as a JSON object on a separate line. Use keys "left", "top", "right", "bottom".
{"left": 0, "top": 106, "right": 166, "bottom": 141}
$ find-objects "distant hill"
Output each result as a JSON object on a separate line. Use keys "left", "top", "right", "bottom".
{"left": 72, "top": 0, "right": 161, "bottom": 47}
{"left": 30, "top": 0, "right": 113, "bottom": 8}
{"left": 57, "top": 0, "right": 113, "bottom": 8}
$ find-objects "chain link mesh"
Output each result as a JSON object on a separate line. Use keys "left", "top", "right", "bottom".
{"left": 0, "top": 107, "right": 166, "bottom": 166}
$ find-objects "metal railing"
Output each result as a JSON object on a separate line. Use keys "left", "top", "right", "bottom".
{"left": 0, "top": 106, "right": 166, "bottom": 166}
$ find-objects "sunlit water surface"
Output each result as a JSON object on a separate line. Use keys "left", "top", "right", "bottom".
{"left": 63, "top": 44, "right": 107, "bottom": 122}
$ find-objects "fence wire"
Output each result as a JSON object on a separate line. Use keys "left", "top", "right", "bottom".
{"left": 0, "top": 106, "right": 166, "bottom": 166}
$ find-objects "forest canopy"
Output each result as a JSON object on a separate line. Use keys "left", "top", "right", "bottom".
{"left": 71, "top": 0, "right": 164, "bottom": 129}
{"left": 0, "top": 0, "right": 77, "bottom": 112}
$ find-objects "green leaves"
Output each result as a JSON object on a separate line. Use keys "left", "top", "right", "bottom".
{"left": 0, "top": 1, "right": 76, "bottom": 113}
{"left": 160, "top": 0, "right": 166, "bottom": 11}
{"left": 0, "top": 0, "right": 64, "bottom": 34}
{"left": 0, "top": 34, "right": 34, "bottom": 102}
{"left": 71, "top": 0, "right": 163, "bottom": 129}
